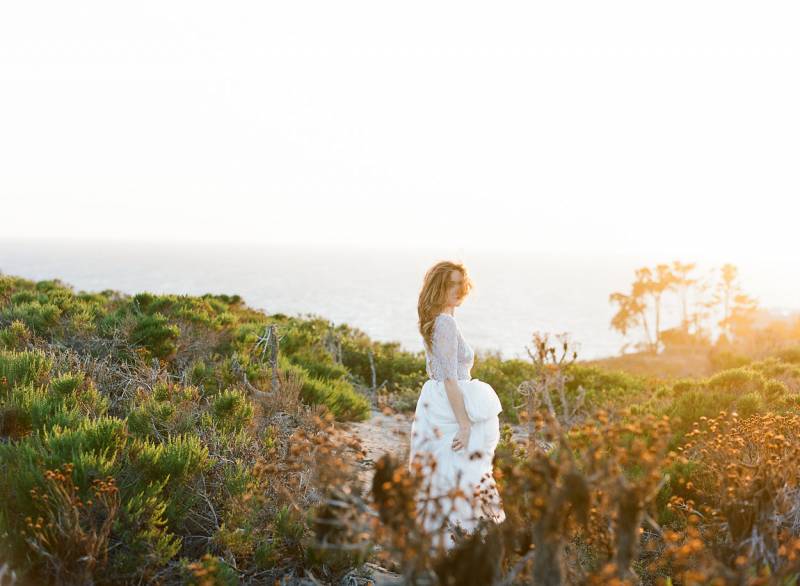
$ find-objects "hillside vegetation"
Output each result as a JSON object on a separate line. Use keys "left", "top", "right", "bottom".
{"left": 2, "top": 272, "right": 800, "bottom": 584}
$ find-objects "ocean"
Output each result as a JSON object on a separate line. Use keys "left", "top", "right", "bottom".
{"left": 1, "top": 238, "right": 797, "bottom": 361}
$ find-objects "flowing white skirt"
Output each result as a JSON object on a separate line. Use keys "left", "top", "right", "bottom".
{"left": 407, "top": 377, "right": 506, "bottom": 551}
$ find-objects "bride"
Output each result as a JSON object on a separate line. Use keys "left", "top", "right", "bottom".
{"left": 408, "top": 260, "right": 506, "bottom": 551}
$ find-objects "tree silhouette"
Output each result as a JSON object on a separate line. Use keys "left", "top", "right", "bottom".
{"left": 611, "top": 261, "right": 761, "bottom": 354}
{"left": 609, "top": 289, "right": 651, "bottom": 352}
{"left": 725, "top": 292, "right": 760, "bottom": 341}
{"left": 713, "top": 264, "right": 759, "bottom": 342}
{"left": 610, "top": 264, "right": 676, "bottom": 353}
{"left": 670, "top": 260, "right": 698, "bottom": 331}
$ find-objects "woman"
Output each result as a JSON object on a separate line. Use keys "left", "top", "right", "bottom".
{"left": 408, "top": 260, "right": 506, "bottom": 551}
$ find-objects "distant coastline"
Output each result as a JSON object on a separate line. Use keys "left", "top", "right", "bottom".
{"left": 2, "top": 237, "right": 798, "bottom": 363}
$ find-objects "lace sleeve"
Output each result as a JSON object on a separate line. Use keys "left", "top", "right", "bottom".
{"left": 432, "top": 314, "right": 459, "bottom": 381}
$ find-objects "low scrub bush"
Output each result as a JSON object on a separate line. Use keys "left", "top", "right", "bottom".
{"left": 0, "top": 320, "right": 32, "bottom": 351}
{"left": 0, "top": 349, "right": 52, "bottom": 391}
{"left": 127, "top": 382, "right": 204, "bottom": 439}
{"left": 211, "top": 388, "right": 254, "bottom": 433}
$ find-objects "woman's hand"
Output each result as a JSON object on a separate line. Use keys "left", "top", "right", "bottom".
{"left": 452, "top": 424, "right": 471, "bottom": 452}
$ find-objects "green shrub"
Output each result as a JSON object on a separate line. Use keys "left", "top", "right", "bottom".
{"left": 10, "top": 291, "right": 36, "bottom": 304}
{"left": 668, "top": 389, "right": 740, "bottom": 442}
{"left": 127, "top": 382, "right": 203, "bottom": 439}
{"left": 221, "top": 459, "right": 251, "bottom": 497}
{"left": 340, "top": 336, "right": 427, "bottom": 395}
{"left": 131, "top": 292, "right": 237, "bottom": 331}
{"left": 666, "top": 367, "right": 778, "bottom": 442}
{"left": 0, "top": 349, "right": 52, "bottom": 392}
{"left": 1, "top": 301, "right": 62, "bottom": 335}
{"left": 708, "top": 349, "right": 751, "bottom": 372}
{"left": 218, "top": 352, "right": 269, "bottom": 391}
{"left": 777, "top": 346, "right": 800, "bottom": 364}
{"left": 0, "top": 417, "right": 129, "bottom": 565}
{"left": 274, "top": 319, "right": 325, "bottom": 356}
{"left": 274, "top": 504, "right": 307, "bottom": 550}
{"left": 671, "top": 378, "right": 702, "bottom": 397}
{"left": 0, "top": 409, "right": 178, "bottom": 582}
{"left": 132, "top": 434, "right": 210, "bottom": 486}
{"left": 34, "top": 279, "right": 72, "bottom": 295}
{"left": 780, "top": 394, "right": 800, "bottom": 410}
{"left": 0, "top": 462, "right": 120, "bottom": 584}
{"left": 50, "top": 371, "right": 83, "bottom": 395}
{"left": 49, "top": 373, "right": 108, "bottom": 417}
{"left": 41, "top": 417, "right": 129, "bottom": 482}
{"left": 64, "top": 303, "right": 101, "bottom": 336}
{"left": 300, "top": 375, "right": 370, "bottom": 421}
{"left": 1, "top": 384, "right": 86, "bottom": 437}
{"left": 735, "top": 392, "right": 764, "bottom": 418}
{"left": 6, "top": 414, "right": 179, "bottom": 583}
{"left": 471, "top": 354, "right": 535, "bottom": 422}
{"left": 705, "top": 367, "right": 764, "bottom": 394}
{"left": 280, "top": 359, "right": 369, "bottom": 421}
{"left": 0, "top": 320, "right": 32, "bottom": 350}
{"left": 129, "top": 313, "right": 180, "bottom": 361}
{"left": 763, "top": 380, "right": 788, "bottom": 402}
{"left": 289, "top": 347, "right": 350, "bottom": 381}
{"left": 749, "top": 357, "right": 800, "bottom": 385}
{"left": 186, "top": 359, "right": 219, "bottom": 393}
{"left": 211, "top": 389, "right": 254, "bottom": 433}
{"left": 111, "top": 479, "right": 181, "bottom": 581}
{"left": 130, "top": 434, "right": 211, "bottom": 527}
{"left": 564, "top": 363, "right": 648, "bottom": 409}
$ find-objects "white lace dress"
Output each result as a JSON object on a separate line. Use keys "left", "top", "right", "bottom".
{"left": 408, "top": 313, "right": 506, "bottom": 550}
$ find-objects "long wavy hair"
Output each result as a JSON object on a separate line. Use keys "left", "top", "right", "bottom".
{"left": 418, "top": 260, "right": 474, "bottom": 353}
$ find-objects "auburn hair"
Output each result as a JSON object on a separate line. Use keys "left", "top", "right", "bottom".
{"left": 417, "top": 260, "right": 474, "bottom": 353}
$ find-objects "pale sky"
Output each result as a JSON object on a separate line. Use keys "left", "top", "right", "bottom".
{"left": 1, "top": 1, "right": 798, "bottom": 263}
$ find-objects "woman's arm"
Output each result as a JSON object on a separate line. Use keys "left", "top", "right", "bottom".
{"left": 447, "top": 378, "right": 471, "bottom": 451}
{"left": 444, "top": 378, "right": 470, "bottom": 429}
{"left": 432, "top": 315, "right": 472, "bottom": 449}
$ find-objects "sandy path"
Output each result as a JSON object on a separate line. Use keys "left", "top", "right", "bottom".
{"left": 339, "top": 408, "right": 413, "bottom": 493}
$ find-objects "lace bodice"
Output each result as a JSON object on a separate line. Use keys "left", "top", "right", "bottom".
{"left": 424, "top": 313, "right": 475, "bottom": 381}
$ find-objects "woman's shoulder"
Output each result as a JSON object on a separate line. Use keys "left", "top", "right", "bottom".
{"left": 435, "top": 313, "right": 457, "bottom": 325}
{"left": 433, "top": 313, "right": 460, "bottom": 335}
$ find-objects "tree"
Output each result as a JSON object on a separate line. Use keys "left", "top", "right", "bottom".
{"left": 610, "top": 288, "right": 652, "bottom": 353}
{"left": 611, "top": 261, "right": 761, "bottom": 354}
{"left": 670, "top": 260, "right": 698, "bottom": 331}
{"left": 713, "top": 264, "right": 759, "bottom": 342}
{"left": 677, "top": 266, "right": 718, "bottom": 345}
{"left": 610, "top": 265, "right": 676, "bottom": 354}
{"left": 725, "top": 293, "right": 759, "bottom": 341}
{"left": 713, "top": 264, "right": 738, "bottom": 340}
{"left": 648, "top": 264, "right": 677, "bottom": 352}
